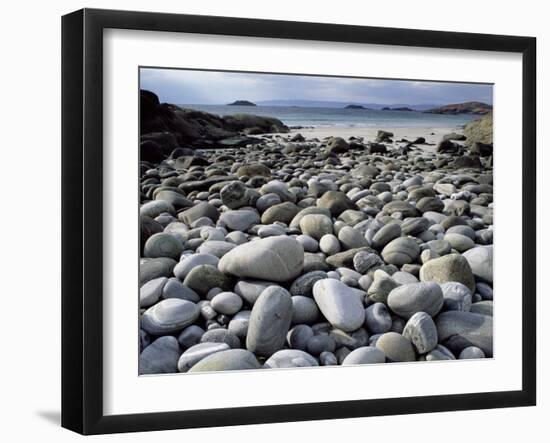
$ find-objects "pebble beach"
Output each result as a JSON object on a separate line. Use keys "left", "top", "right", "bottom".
{"left": 138, "top": 92, "right": 494, "bottom": 375}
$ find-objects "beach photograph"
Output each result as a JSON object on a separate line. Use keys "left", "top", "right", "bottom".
{"left": 138, "top": 68, "right": 494, "bottom": 375}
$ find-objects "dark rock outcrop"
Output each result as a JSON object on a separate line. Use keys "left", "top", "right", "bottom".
{"left": 425, "top": 101, "right": 492, "bottom": 115}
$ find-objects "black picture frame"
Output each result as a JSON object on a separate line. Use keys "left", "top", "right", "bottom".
{"left": 61, "top": 8, "right": 537, "bottom": 435}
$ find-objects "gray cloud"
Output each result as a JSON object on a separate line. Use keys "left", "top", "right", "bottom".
{"left": 140, "top": 68, "right": 492, "bottom": 105}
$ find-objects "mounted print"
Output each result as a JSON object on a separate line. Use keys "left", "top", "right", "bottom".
{"left": 62, "top": 8, "right": 536, "bottom": 435}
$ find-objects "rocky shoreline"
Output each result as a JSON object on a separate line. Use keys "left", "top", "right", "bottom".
{"left": 138, "top": 95, "right": 494, "bottom": 375}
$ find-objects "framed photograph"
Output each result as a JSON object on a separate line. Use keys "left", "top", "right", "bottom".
{"left": 61, "top": 8, "right": 536, "bottom": 435}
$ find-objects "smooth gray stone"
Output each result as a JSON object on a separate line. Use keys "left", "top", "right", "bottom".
{"left": 177, "top": 342, "right": 230, "bottom": 372}
{"left": 320, "top": 351, "right": 338, "bottom": 366}
{"left": 140, "top": 200, "right": 176, "bottom": 218}
{"left": 338, "top": 226, "right": 368, "bottom": 250}
{"left": 261, "top": 201, "right": 300, "bottom": 225}
{"left": 173, "top": 253, "right": 219, "bottom": 280}
{"left": 383, "top": 200, "right": 418, "bottom": 217}
{"left": 287, "top": 324, "right": 314, "bottom": 351}
{"left": 256, "top": 193, "right": 282, "bottom": 213}
{"left": 446, "top": 225, "right": 476, "bottom": 240}
{"left": 375, "top": 332, "right": 416, "bottom": 362}
{"left": 419, "top": 253, "right": 476, "bottom": 292}
{"left": 141, "top": 298, "right": 200, "bottom": 335}
{"left": 220, "top": 181, "right": 249, "bottom": 209}
{"left": 326, "top": 247, "right": 373, "bottom": 268}
{"left": 139, "top": 336, "right": 180, "bottom": 375}
{"left": 433, "top": 183, "right": 457, "bottom": 197}
{"left": 476, "top": 282, "right": 493, "bottom": 300}
{"left": 317, "top": 190, "right": 357, "bottom": 216}
{"left": 196, "top": 240, "right": 236, "bottom": 258}
{"left": 381, "top": 237, "right": 420, "bottom": 266}
{"left": 342, "top": 346, "right": 386, "bottom": 365}
{"left": 387, "top": 282, "right": 444, "bottom": 319}
{"left": 391, "top": 271, "right": 419, "bottom": 285}
{"left": 421, "top": 249, "right": 439, "bottom": 264}
{"left": 183, "top": 264, "right": 231, "bottom": 294}
{"left": 443, "top": 233, "right": 475, "bottom": 252}
{"left": 424, "top": 239, "right": 452, "bottom": 256}
{"left": 290, "top": 207, "right": 332, "bottom": 229}
{"left": 140, "top": 277, "right": 168, "bottom": 308}
{"left": 401, "top": 217, "right": 430, "bottom": 236}
{"left": 260, "top": 180, "right": 296, "bottom": 203}
{"left": 329, "top": 328, "right": 369, "bottom": 350}
{"left": 441, "top": 281, "right": 472, "bottom": 312}
{"left": 234, "top": 279, "right": 278, "bottom": 305}
{"left": 140, "top": 257, "right": 177, "bottom": 285}
{"left": 313, "top": 279, "right": 365, "bottom": 332}
{"left": 144, "top": 233, "right": 184, "bottom": 260}
{"left": 319, "top": 234, "right": 341, "bottom": 255}
{"left": 295, "top": 234, "right": 319, "bottom": 252}
{"left": 303, "top": 252, "right": 329, "bottom": 273}
{"left": 358, "top": 274, "right": 374, "bottom": 292}
{"left": 371, "top": 223, "right": 402, "bottom": 249}
{"left": 188, "top": 349, "right": 260, "bottom": 372}
{"left": 219, "top": 209, "right": 260, "bottom": 232}
{"left": 246, "top": 286, "right": 293, "bottom": 356}
{"left": 425, "top": 344, "right": 456, "bottom": 361}
{"left": 470, "top": 301, "right": 493, "bottom": 317}
{"left": 365, "top": 302, "right": 392, "bottom": 334}
{"left": 306, "top": 335, "right": 336, "bottom": 356}
{"left": 353, "top": 251, "right": 384, "bottom": 274}
{"left": 263, "top": 349, "right": 319, "bottom": 368}
{"left": 299, "top": 214, "right": 334, "bottom": 240}
{"left": 463, "top": 245, "right": 493, "bottom": 283}
{"left": 200, "top": 328, "right": 241, "bottom": 349}
{"left": 291, "top": 296, "right": 320, "bottom": 324}
{"left": 219, "top": 236, "right": 304, "bottom": 282}
{"left": 436, "top": 311, "right": 493, "bottom": 356}
{"left": 459, "top": 346, "right": 486, "bottom": 359}
{"left": 211, "top": 292, "right": 243, "bottom": 315}
{"left": 402, "top": 312, "right": 438, "bottom": 353}
{"left": 289, "top": 271, "right": 328, "bottom": 297}
{"left": 225, "top": 230, "right": 249, "bottom": 245}
{"left": 258, "top": 224, "right": 287, "bottom": 238}
{"left": 179, "top": 202, "right": 219, "bottom": 225}
{"left": 177, "top": 325, "right": 205, "bottom": 349}
{"left": 162, "top": 278, "right": 200, "bottom": 303}
{"left": 228, "top": 311, "right": 251, "bottom": 338}
{"left": 200, "top": 227, "right": 226, "bottom": 242}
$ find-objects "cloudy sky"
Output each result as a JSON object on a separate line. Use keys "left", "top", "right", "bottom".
{"left": 140, "top": 68, "right": 492, "bottom": 106}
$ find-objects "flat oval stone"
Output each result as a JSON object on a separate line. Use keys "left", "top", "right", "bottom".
{"left": 375, "top": 332, "right": 416, "bottom": 362}
{"left": 371, "top": 223, "right": 402, "bottom": 249}
{"left": 219, "top": 236, "right": 304, "bottom": 282}
{"left": 188, "top": 349, "right": 260, "bottom": 372}
{"left": 342, "top": 346, "right": 386, "bottom": 365}
{"left": 436, "top": 311, "right": 493, "bottom": 356}
{"left": 177, "top": 342, "right": 230, "bottom": 372}
{"left": 291, "top": 295, "right": 320, "bottom": 324}
{"left": 200, "top": 328, "right": 241, "bottom": 349}
{"left": 183, "top": 264, "right": 231, "bottom": 294}
{"left": 419, "top": 253, "right": 476, "bottom": 292}
{"left": 299, "top": 214, "right": 334, "bottom": 240}
{"left": 459, "top": 346, "right": 486, "bottom": 359}
{"left": 140, "top": 257, "right": 177, "bottom": 285}
{"left": 140, "top": 277, "right": 168, "bottom": 308}
{"left": 463, "top": 245, "right": 493, "bottom": 283}
{"left": 144, "top": 233, "right": 184, "bottom": 260}
{"left": 141, "top": 298, "right": 200, "bottom": 335}
{"left": 402, "top": 312, "right": 438, "bottom": 353}
{"left": 139, "top": 336, "right": 180, "bottom": 374}
{"left": 173, "top": 253, "right": 219, "bottom": 280}
{"left": 313, "top": 279, "right": 365, "bottom": 332}
{"left": 470, "top": 301, "right": 493, "bottom": 316}
{"left": 196, "top": 240, "right": 236, "bottom": 258}
{"left": 364, "top": 302, "right": 392, "bottom": 334}
{"left": 263, "top": 349, "right": 319, "bottom": 368}
{"left": 287, "top": 324, "right": 314, "bottom": 351}
{"left": 234, "top": 279, "right": 277, "bottom": 305}
{"left": 177, "top": 325, "right": 204, "bottom": 349}
{"left": 338, "top": 226, "right": 368, "bottom": 250}
{"left": 319, "top": 234, "right": 341, "bottom": 255}
{"left": 425, "top": 344, "right": 456, "bottom": 361}
{"left": 387, "top": 282, "right": 444, "bottom": 319}
{"left": 219, "top": 209, "right": 260, "bottom": 231}
{"left": 381, "top": 237, "right": 420, "bottom": 266}
{"left": 246, "top": 286, "right": 293, "bottom": 356}
{"left": 162, "top": 278, "right": 200, "bottom": 303}
{"left": 211, "top": 292, "right": 243, "bottom": 315}
{"left": 443, "top": 233, "right": 475, "bottom": 252}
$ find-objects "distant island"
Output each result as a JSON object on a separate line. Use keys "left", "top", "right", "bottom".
{"left": 345, "top": 104, "right": 366, "bottom": 109}
{"left": 227, "top": 100, "right": 257, "bottom": 106}
{"left": 424, "top": 101, "right": 492, "bottom": 115}
{"left": 382, "top": 106, "right": 415, "bottom": 111}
